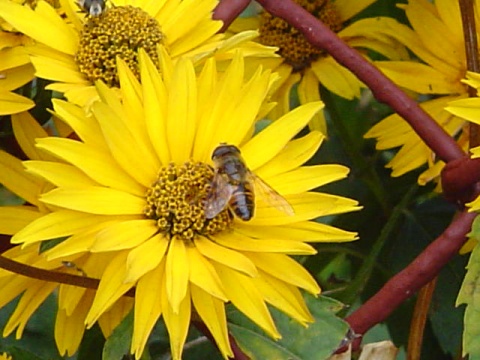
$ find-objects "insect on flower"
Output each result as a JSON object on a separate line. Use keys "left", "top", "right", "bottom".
{"left": 205, "top": 143, "right": 294, "bottom": 221}
{"left": 77, "top": 0, "right": 106, "bottom": 16}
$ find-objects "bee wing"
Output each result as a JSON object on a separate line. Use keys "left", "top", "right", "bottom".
{"left": 249, "top": 172, "right": 295, "bottom": 216}
{"left": 205, "top": 172, "right": 234, "bottom": 219}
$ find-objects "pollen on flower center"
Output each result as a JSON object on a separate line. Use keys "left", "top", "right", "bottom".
{"left": 258, "top": 0, "right": 342, "bottom": 72}
{"left": 143, "top": 161, "right": 233, "bottom": 242}
{"left": 75, "top": 5, "right": 164, "bottom": 87}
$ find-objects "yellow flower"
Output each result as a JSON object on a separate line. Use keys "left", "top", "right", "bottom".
{"left": 0, "top": 112, "right": 131, "bottom": 356}
{"left": 227, "top": 0, "right": 408, "bottom": 134}
{"left": 0, "top": 353, "right": 11, "bottom": 360}
{"left": 445, "top": 71, "right": 480, "bottom": 211}
{"left": 0, "top": 30, "right": 35, "bottom": 115}
{"left": 365, "top": 0, "right": 469, "bottom": 183}
{"left": 4, "top": 50, "right": 360, "bottom": 359}
{"left": 0, "top": 0, "right": 275, "bottom": 107}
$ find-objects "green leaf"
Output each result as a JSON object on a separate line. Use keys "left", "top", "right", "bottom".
{"left": 468, "top": 215, "right": 480, "bottom": 240}
{"left": 77, "top": 324, "right": 105, "bottom": 360}
{"left": 457, "top": 242, "right": 480, "bottom": 360}
{"left": 0, "top": 294, "right": 63, "bottom": 360}
{"left": 39, "top": 237, "right": 68, "bottom": 253}
{"left": 228, "top": 295, "right": 348, "bottom": 360}
{"left": 102, "top": 310, "right": 134, "bottom": 360}
{"left": 6, "top": 346, "right": 44, "bottom": 360}
{"left": 429, "top": 252, "right": 466, "bottom": 356}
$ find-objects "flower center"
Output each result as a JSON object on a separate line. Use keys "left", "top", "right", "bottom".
{"left": 143, "top": 162, "right": 233, "bottom": 242}
{"left": 258, "top": 0, "right": 342, "bottom": 72}
{"left": 75, "top": 5, "right": 164, "bottom": 87}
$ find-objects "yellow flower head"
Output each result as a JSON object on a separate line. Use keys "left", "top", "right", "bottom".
{"left": 366, "top": 0, "right": 471, "bottom": 183}
{"left": 3, "top": 50, "right": 360, "bottom": 359}
{"left": 227, "top": 0, "right": 408, "bottom": 133}
{"left": 0, "top": 0, "right": 276, "bottom": 107}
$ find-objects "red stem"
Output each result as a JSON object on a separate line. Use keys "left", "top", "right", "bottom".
{"left": 250, "top": 0, "right": 465, "bottom": 163}
{"left": 213, "top": 0, "right": 251, "bottom": 32}
{"left": 345, "top": 210, "right": 476, "bottom": 338}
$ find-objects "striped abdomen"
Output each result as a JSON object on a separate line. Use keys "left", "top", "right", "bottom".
{"left": 229, "top": 182, "right": 255, "bottom": 221}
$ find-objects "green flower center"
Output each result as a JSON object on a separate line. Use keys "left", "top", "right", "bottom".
{"left": 143, "top": 162, "right": 233, "bottom": 242}
{"left": 75, "top": 5, "right": 164, "bottom": 87}
{"left": 259, "top": 0, "right": 342, "bottom": 72}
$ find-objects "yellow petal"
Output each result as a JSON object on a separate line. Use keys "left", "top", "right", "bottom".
{"left": 335, "top": 0, "right": 376, "bottom": 21}
{"left": 0, "top": 275, "right": 31, "bottom": 309}
{"left": 268, "top": 71, "right": 301, "bottom": 121}
{"left": 0, "top": 206, "right": 41, "bottom": 235}
{"left": 35, "top": 137, "right": 145, "bottom": 196}
{"left": 5, "top": 280, "right": 58, "bottom": 338}
{"left": 58, "top": 283, "right": 87, "bottom": 316}
{"left": 246, "top": 253, "right": 320, "bottom": 295}
{"left": 98, "top": 297, "right": 134, "bottom": 338}
{"left": 194, "top": 236, "right": 257, "bottom": 277}
{"left": 124, "top": 233, "right": 169, "bottom": 283}
{"left": 86, "top": 251, "right": 133, "bottom": 326}
{"left": 0, "top": 149, "right": 43, "bottom": 206}
{"left": 55, "top": 291, "right": 94, "bottom": 356}
{"left": 132, "top": 262, "right": 164, "bottom": 359}
{"left": 236, "top": 221, "right": 358, "bottom": 243}
{"left": 193, "top": 53, "right": 245, "bottom": 161}
{"left": 186, "top": 247, "right": 228, "bottom": 301}
{"left": 298, "top": 69, "right": 326, "bottom": 134}
{"left": 166, "top": 238, "right": 189, "bottom": 313}
{"left": 92, "top": 101, "right": 159, "bottom": 188}
{"left": 166, "top": 57, "right": 197, "bottom": 163}
{"left": 45, "top": 220, "right": 123, "bottom": 260}
{"left": 255, "top": 131, "right": 323, "bottom": 178}
{"left": 251, "top": 192, "right": 361, "bottom": 226}
{"left": 311, "top": 57, "right": 362, "bottom": 99}
{"left": 161, "top": 279, "right": 191, "bottom": 360}
{"left": 0, "top": 91, "right": 34, "bottom": 115}
{"left": 0, "top": 63, "right": 35, "bottom": 92}
{"left": 40, "top": 187, "right": 145, "bottom": 215}
{"left": 11, "top": 210, "right": 107, "bottom": 245}
{"left": 253, "top": 271, "right": 313, "bottom": 325}
{"left": 52, "top": 99, "right": 106, "bottom": 149}
{"left": 242, "top": 102, "right": 324, "bottom": 170}
{"left": 91, "top": 219, "right": 157, "bottom": 252}
{"left": 216, "top": 66, "right": 273, "bottom": 147}
{"left": 24, "top": 161, "right": 97, "bottom": 188}
{"left": 405, "top": 0, "right": 463, "bottom": 70}
{"left": 30, "top": 54, "right": 86, "bottom": 83}
{"left": 446, "top": 98, "right": 480, "bottom": 124}
{"left": 139, "top": 50, "right": 170, "bottom": 165}
{"left": 212, "top": 231, "right": 316, "bottom": 255}
{"left": 0, "top": 0, "right": 78, "bottom": 55}
{"left": 10, "top": 112, "right": 54, "bottom": 162}
{"left": 116, "top": 58, "right": 159, "bottom": 169}
{"left": 215, "top": 262, "right": 280, "bottom": 339}
{"left": 191, "top": 285, "right": 232, "bottom": 359}
{"left": 376, "top": 61, "right": 463, "bottom": 94}
{"left": 265, "top": 164, "right": 350, "bottom": 195}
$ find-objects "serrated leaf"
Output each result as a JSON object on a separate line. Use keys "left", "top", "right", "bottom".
{"left": 457, "top": 243, "right": 480, "bottom": 360}
{"left": 102, "top": 310, "right": 134, "bottom": 360}
{"left": 228, "top": 295, "right": 349, "bottom": 360}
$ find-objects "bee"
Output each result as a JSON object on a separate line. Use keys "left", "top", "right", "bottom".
{"left": 205, "top": 143, "right": 294, "bottom": 221}
{"left": 77, "top": 0, "right": 106, "bottom": 16}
